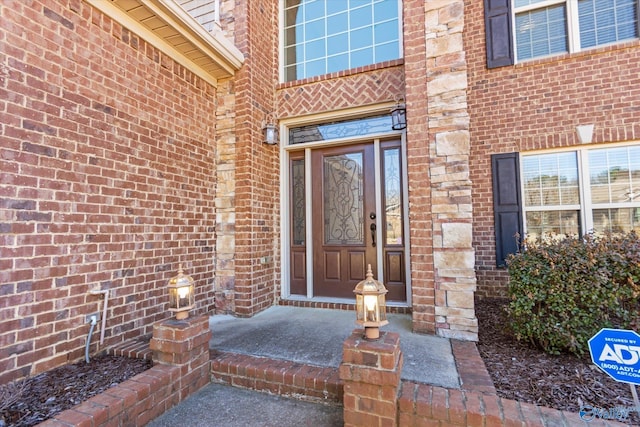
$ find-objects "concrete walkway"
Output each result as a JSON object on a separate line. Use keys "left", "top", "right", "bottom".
{"left": 148, "top": 306, "right": 461, "bottom": 426}
{"left": 147, "top": 382, "right": 343, "bottom": 427}
{"left": 208, "top": 305, "right": 459, "bottom": 389}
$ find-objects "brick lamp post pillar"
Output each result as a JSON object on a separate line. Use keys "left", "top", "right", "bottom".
{"left": 339, "top": 330, "right": 403, "bottom": 427}
{"left": 149, "top": 315, "right": 211, "bottom": 400}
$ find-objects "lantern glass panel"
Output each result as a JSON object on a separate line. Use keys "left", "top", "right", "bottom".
{"left": 356, "top": 293, "right": 365, "bottom": 322}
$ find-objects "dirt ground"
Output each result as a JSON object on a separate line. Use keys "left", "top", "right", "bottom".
{"left": 0, "top": 355, "right": 152, "bottom": 427}
{"left": 476, "top": 298, "right": 639, "bottom": 425}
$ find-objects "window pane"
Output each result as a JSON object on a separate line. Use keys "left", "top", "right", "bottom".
{"left": 578, "top": 0, "right": 639, "bottom": 48}
{"left": 327, "top": 33, "right": 348, "bottom": 55}
{"left": 305, "top": 18, "right": 325, "bottom": 40}
{"left": 283, "top": 0, "right": 400, "bottom": 81}
{"left": 351, "top": 26, "right": 372, "bottom": 50}
{"left": 351, "top": 47, "right": 374, "bottom": 67}
{"left": 589, "top": 146, "right": 640, "bottom": 204}
{"left": 593, "top": 208, "right": 640, "bottom": 233}
{"left": 327, "top": 53, "right": 349, "bottom": 73}
{"left": 306, "top": 38, "right": 326, "bottom": 61}
{"left": 306, "top": 58, "right": 326, "bottom": 77}
{"left": 304, "top": 0, "right": 324, "bottom": 20}
{"left": 525, "top": 210, "right": 580, "bottom": 239}
{"left": 375, "top": 42, "right": 400, "bottom": 62}
{"left": 350, "top": 4, "right": 372, "bottom": 28}
{"left": 375, "top": 20, "right": 398, "bottom": 44}
{"left": 327, "top": 12, "right": 348, "bottom": 34}
{"left": 516, "top": 4, "right": 568, "bottom": 60}
{"left": 522, "top": 152, "right": 579, "bottom": 207}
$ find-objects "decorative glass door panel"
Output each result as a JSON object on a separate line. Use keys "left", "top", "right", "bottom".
{"left": 312, "top": 144, "right": 376, "bottom": 298}
{"left": 381, "top": 140, "right": 406, "bottom": 301}
{"left": 324, "top": 153, "right": 364, "bottom": 245}
{"left": 289, "top": 154, "right": 306, "bottom": 295}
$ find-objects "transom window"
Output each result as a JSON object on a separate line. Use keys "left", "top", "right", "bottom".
{"left": 282, "top": 0, "right": 401, "bottom": 82}
{"left": 514, "top": 0, "right": 639, "bottom": 61}
{"left": 522, "top": 144, "right": 640, "bottom": 239}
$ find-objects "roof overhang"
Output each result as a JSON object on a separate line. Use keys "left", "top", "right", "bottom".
{"left": 84, "top": 0, "right": 244, "bottom": 87}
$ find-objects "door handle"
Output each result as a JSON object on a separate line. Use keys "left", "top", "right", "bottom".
{"left": 370, "top": 223, "right": 376, "bottom": 247}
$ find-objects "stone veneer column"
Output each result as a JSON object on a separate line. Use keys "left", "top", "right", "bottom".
{"left": 339, "top": 330, "right": 403, "bottom": 427}
{"left": 214, "top": 78, "right": 237, "bottom": 315}
{"left": 149, "top": 316, "right": 212, "bottom": 399}
{"left": 426, "top": 1, "right": 478, "bottom": 340}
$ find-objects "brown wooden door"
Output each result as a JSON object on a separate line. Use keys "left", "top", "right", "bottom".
{"left": 312, "top": 143, "right": 377, "bottom": 298}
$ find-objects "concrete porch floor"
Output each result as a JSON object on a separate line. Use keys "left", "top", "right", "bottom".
{"left": 208, "top": 305, "right": 460, "bottom": 389}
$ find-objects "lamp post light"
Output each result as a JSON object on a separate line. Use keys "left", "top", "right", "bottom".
{"left": 354, "top": 264, "right": 389, "bottom": 340}
{"left": 167, "top": 265, "right": 195, "bottom": 320}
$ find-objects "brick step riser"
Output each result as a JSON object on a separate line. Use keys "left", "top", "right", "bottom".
{"left": 209, "top": 351, "right": 344, "bottom": 405}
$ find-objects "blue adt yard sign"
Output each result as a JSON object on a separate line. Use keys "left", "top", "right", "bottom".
{"left": 588, "top": 328, "right": 640, "bottom": 385}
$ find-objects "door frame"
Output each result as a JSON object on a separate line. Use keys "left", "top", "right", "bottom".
{"left": 279, "top": 107, "right": 411, "bottom": 306}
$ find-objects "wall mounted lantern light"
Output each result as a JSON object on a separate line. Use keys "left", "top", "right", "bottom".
{"left": 390, "top": 98, "right": 406, "bottom": 130}
{"left": 168, "top": 265, "right": 195, "bottom": 320}
{"left": 262, "top": 113, "right": 279, "bottom": 145}
{"left": 354, "top": 264, "right": 389, "bottom": 340}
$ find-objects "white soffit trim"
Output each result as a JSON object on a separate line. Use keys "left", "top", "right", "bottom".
{"left": 84, "top": 0, "right": 244, "bottom": 87}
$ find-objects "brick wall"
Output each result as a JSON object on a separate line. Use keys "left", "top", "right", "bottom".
{"left": 465, "top": 1, "right": 640, "bottom": 297}
{"left": 0, "top": 0, "right": 219, "bottom": 383}
{"left": 223, "top": 0, "right": 281, "bottom": 318}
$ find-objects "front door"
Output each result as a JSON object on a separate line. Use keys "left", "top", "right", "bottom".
{"left": 311, "top": 143, "right": 377, "bottom": 298}
{"left": 287, "top": 139, "right": 407, "bottom": 302}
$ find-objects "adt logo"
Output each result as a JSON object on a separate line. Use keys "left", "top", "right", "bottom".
{"left": 588, "top": 328, "right": 640, "bottom": 385}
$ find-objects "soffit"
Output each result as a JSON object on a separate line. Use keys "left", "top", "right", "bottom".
{"left": 84, "top": 0, "right": 244, "bottom": 87}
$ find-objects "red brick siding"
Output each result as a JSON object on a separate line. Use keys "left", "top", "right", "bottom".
{"left": 230, "top": 0, "right": 281, "bottom": 317}
{"left": 0, "top": 0, "right": 218, "bottom": 383}
{"left": 465, "top": 1, "right": 640, "bottom": 297}
{"left": 403, "top": 0, "right": 435, "bottom": 333}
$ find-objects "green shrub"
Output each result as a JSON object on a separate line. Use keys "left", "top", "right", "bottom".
{"left": 506, "top": 231, "right": 640, "bottom": 356}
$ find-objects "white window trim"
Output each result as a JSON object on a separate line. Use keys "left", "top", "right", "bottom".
{"left": 520, "top": 141, "right": 640, "bottom": 236}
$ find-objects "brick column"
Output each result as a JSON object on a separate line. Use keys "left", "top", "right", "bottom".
{"left": 339, "top": 330, "right": 403, "bottom": 427}
{"left": 149, "top": 315, "right": 212, "bottom": 400}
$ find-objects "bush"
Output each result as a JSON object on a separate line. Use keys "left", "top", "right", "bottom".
{"left": 506, "top": 231, "right": 640, "bottom": 356}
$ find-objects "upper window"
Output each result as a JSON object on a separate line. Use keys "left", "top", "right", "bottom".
{"left": 514, "top": 0, "right": 639, "bottom": 61}
{"left": 282, "top": 0, "right": 401, "bottom": 82}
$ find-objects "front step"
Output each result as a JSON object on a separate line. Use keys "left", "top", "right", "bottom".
{"left": 209, "top": 350, "right": 343, "bottom": 404}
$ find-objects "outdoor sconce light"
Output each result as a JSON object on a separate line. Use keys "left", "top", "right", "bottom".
{"left": 354, "top": 264, "right": 389, "bottom": 340}
{"left": 262, "top": 113, "right": 279, "bottom": 145}
{"left": 390, "top": 98, "right": 406, "bottom": 130}
{"left": 168, "top": 265, "right": 195, "bottom": 320}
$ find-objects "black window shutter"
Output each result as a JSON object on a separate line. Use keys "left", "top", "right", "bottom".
{"left": 491, "top": 153, "right": 523, "bottom": 267}
{"left": 484, "top": 0, "right": 515, "bottom": 68}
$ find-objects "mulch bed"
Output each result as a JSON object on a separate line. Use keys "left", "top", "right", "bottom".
{"left": 0, "top": 355, "right": 152, "bottom": 427}
{"left": 476, "top": 298, "right": 639, "bottom": 425}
